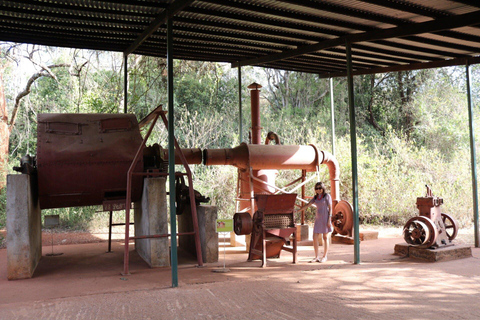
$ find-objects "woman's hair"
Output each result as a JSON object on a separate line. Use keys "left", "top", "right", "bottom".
{"left": 315, "top": 181, "right": 326, "bottom": 191}
{"left": 314, "top": 182, "right": 327, "bottom": 199}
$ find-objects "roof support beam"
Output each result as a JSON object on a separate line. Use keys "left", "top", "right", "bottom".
{"left": 346, "top": 39, "right": 360, "bottom": 265}
{"left": 124, "top": 0, "right": 194, "bottom": 55}
{"left": 319, "top": 56, "right": 480, "bottom": 78}
{"left": 232, "top": 10, "right": 480, "bottom": 68}
{"left": 466, "top": 63, "right": 480, "bottom": 248}
{"left": 167, "top": 17, "right": 179, "bottom": 288}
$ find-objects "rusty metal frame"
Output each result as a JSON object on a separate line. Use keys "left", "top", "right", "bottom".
{"left": 248, "top": 169, "right": 312, "bottom": 204}
{"left": 246, "top": 194, "right": 298, "bottom": 267}
{"left": 122, "top": 105, "right": 203, "bottom": 276}
{"left": 244, "top": 168, "right": 319, "bottom": 227}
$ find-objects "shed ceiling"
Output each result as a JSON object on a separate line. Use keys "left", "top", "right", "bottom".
{"left": 2, "top": 0, "right": 480, "bottom": 77}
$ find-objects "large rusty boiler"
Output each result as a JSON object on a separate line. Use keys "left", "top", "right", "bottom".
{"left": 403, "top": 185, "right": 459, "bottom": 248}
{"left": 36, "top": 113, "right": 144, "bottom": 209}
{"left": 234, "top": 193, "right": 297, "bottom": 267}
{"left": 27, "top": 113, "right": 205, "bottom": 210}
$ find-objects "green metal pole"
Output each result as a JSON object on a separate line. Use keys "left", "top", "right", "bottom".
{"left": 346, "top": 40, "right": 360, "bottom": 264}
{"left": 466, "top": 63, "right": 480, "bottom": 247}
{"left": 330, "top": 77, "right": 336, "bottom": 156}
{"left": 124, "top": 54, "right": 128, "bottom": 113}
{"left": 238, "top": 66, "right": 243, "bottom": 143}
{"left": 167, "top": 18, "right": 178, "bottom": 287}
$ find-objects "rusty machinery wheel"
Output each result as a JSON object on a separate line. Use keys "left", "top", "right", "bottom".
{"left": 403, "top": 216, "right": 438, "bottom": 248}
{"left": 441, "top": 213, "right": 459, "bottom": 241}
{"left": 233, "top": 212, "right": 253, "bottom": 235}
{"left": 332, "top": 200, "right": 353, "bottom": 236}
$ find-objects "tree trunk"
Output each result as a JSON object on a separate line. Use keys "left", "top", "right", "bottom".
{"left": 367, "top": 75, "right": 383, "bottom": 133}
{"left": 0, "top": 73, "right": 8, "bottom": 189}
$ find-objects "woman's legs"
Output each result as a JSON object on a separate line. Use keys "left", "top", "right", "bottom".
{"left": 322, "top": 233, "right": 329, "bottom": 259}
{"left": 312, "top": 233, "right": 320, "bottom": 261}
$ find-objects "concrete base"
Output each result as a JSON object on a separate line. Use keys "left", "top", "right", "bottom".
{"left": 332, "top": 230, "right": 379, "bottom": 244}
{"left": 178, "top": 205, "right": 218, "bottom": 263}
{"left": 296, "top": 224, "right": 309, "bottom": 241}
{"left": 134, "top": 177, "right": 169, "bottom": 268}
{"left": 394, "top": 243, "right": 472, "bottom": 262}
{"left": 6, "top": 174, "right": 42, "bottom": 280}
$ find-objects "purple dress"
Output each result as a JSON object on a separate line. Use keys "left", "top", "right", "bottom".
{"left": 309, "top": 193, "right": 332, "bottom": 234}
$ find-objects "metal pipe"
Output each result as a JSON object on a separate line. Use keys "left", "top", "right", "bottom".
{"left": 238, "top": 169, "right": 252, "bottom": 215}
{"left": 204, "top": 143, "right": 321, "bottom": 171}
{"left": 238, "top": 66, "right": 243, "bottom": 143}
{"left": 301, "top": 170, "right": 306, "bottom": 225}
{"left": 108, "top": 211, "right": 113, "bottom": 253}
{"left": 265, "top": 131, "right": 281, "bottom": 145}
{"left": 249, "top": 168, "right": 255, "bottom": 215}
{"left": 173, "top": 148, "right": 202, "bottom": 164}
{"left": 203, "top": 143, "right": 342, "bottom": 207}
{"left": 248, "top": 83, "right": 262, "bottom": 144}
{"left": 124, "top": 54, "right": 128, "bottom": 113}
{"left": 466, "top": 63, "right": 480, "bottom": 247}
{"left": 330, "top": 77, "right": 336, "bottom": 156}
{"left": 167, "top": 18, "right": 178, "bottom": 287}
{"left": 321, "top": 150, "right": 340, "bottom": 205}
{"left": 346, "top": 39, "right": 360, "bottom": 264}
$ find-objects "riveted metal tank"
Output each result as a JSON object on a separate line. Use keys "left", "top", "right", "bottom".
{"left": 36, "top": 113, "right": 144, "bottom": 209}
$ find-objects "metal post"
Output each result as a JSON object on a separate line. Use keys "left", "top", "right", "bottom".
{"left": 167, "top": 18, "right": 178, "bottom": 287}
{"left": 238, "top": 66, "right": 243, "bottom": 143}
{"left": 124, "top": 54, "right": 128, "bottom": 113}
{"left": 301, "top": 170, "right": 306, "bottom": 225}
{"left": 346, "top": 40, "right": 360, "bottom": 264}
{"left": 330, "top": 77, "right": 336, "bottom": 156}
{"left": 108, "top": 211, "right": 113, "bottom": 253}
{"left": 466, "top": 63, "right": 480, "bottom": 247}
{"left": 248, "top": 83, "right": 262, "bottom": 145}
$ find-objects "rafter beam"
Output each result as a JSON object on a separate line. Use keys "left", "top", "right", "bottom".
{"left": 319, "top": 56, "right": 480, "bottom": 79}
{"left": 232, "top": 10, "right": 480, "bottom": 68}
{"left": 124, "top": 0, "right": 194, "bottom": 55}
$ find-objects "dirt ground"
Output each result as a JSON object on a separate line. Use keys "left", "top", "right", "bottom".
{"left": 0, "top": 227, "right": 479, "bottom": 320}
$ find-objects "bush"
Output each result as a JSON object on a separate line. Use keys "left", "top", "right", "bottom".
{"left": 41, "top": 206, "right": 99, "bottom": 231}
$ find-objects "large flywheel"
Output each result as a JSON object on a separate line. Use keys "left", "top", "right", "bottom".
{"left": 441, "top": 213, "right": 459, "bottom": 241}
{"left": 332, "top": 200, "right": 354, "bottom": 237}
{"left": 403, "top": 216, "right": 438, "bottom": 248}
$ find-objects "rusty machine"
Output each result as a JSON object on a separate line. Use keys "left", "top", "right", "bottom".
{"left": 403, "top": 185, "right": 459, "bottom": 248}
{"left": 33, "top": 113, "right": 145, "bottom": 209}
{"left": 13, "top": 109, "right": 207, "bottom": 274}
{"left": 234, "top": 194, "right": 297, "bottom": 267}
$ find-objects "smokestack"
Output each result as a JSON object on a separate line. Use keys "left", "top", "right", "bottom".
{"left": 248, "top": 83, "right": 262, "bottom": 145}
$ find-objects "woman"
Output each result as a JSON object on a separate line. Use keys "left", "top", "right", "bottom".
{"left": 298, "top": 182, "right": 333, "bottom": 263}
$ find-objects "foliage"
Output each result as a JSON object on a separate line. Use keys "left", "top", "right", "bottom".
{"left": 41, "top": 206, "right": 99, "bottom": 231}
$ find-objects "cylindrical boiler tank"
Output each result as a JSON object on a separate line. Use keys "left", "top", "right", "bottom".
{"left": 203, "top": 143, "right": 320, "bottom": 171}
{"left": 36, "top": 113, "right": 144, "bottom": 209}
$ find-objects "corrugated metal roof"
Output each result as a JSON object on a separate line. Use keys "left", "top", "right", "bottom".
{"left": 1, "top": 0, "right": 480, "bottom": 76}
